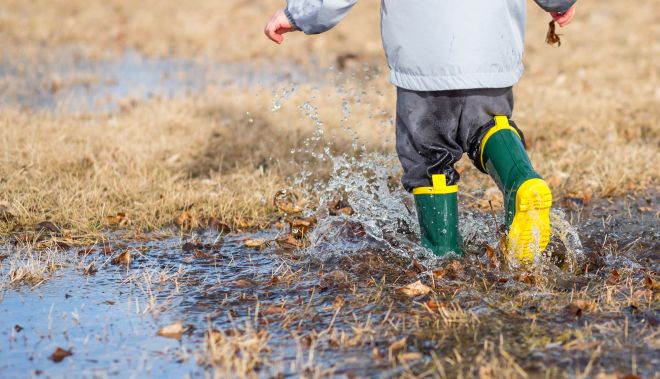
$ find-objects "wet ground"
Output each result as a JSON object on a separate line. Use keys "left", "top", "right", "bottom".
{"left": 1, "top": 193, "right": 657, "bottom": 378}
{"left": 1, "top": 46, "right": 658, "bottom": 378}
{"left": 0, "top": 46, "right": 318, "bottom": 113}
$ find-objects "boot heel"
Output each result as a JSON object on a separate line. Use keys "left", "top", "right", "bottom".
{"left": 506, "top": 178, "right": 552, "bottom": 264}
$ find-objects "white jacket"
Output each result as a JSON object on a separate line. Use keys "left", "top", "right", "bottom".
{"left": 285, "top": 0, "right": 576, "bottom": 91}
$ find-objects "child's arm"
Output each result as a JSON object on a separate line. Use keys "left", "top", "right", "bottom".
{"left": 534, "top": 0, "right": 577, "bottom": 27}
{"left": 264, "top": 0, "right": 358, "bottom": 44}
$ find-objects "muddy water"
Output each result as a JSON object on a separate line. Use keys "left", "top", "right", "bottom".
{"left": 1, "top": 194, "right": 657, "bottom": 378}
{"left": 0, "top": 47, "right": 317, "bottom": 113}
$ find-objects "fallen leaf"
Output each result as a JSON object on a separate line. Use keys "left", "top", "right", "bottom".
{"left": 83, "top": 262, "right": 97, "bottom": 275}
{"left": 398, "top": 352, "right": 423, "bottom": 362}
{"left": 564, "top": 300, "right": 595, "bottom": 317}
{"left": 105, "top": 212, "right": 127, "bottom": 226}
{"left": 175, "top": 211, "right": 198, "bottom": 227}
{"left": 244, "top": 238, "right": 268, "bottom": 249}
{"left": 231, "top": 279, "right": 255, "bottom": 288}
{"left": 485, "top": 244, "right": 500, "bottom": 269}
{"left": 397, "top": 280, "right": 431, "bottom": 297}
{"left": 432, "top": 269, "right": 446, "bottom": 280}
{"left": 0, "top": 205, "right": 14, "bottom": 222}
{"left": 320, "top": 270, "right": 350, "bottom": 289}
{"left": 111, "top": 250, "right": 131, "bottom": 265}
{"left": 545, "top": 20, "right": 561, "bottom": 47}
{"left": 205, "top": 217, "right": 231, "bottom": 233}
{"left": 273, "top": 190, "right": 303, "bottom": 214}
{"left": 332, "top": 296, "right": 345, "bottom": 309}
{"left": 607, "top": 269, "right": 620, "bottom": 284}
{"left": 425, "top": 299, "right": 445, "bottom": 311}
{"left": 262, "top": 306, "right": 287, "bottom": 315}
{"left": 77, "top": 248, "right": 96, "bottom": 256}
{"left": 275, "top": 234, "right": 305, "bottom": 249}
{"left": 644, "top": 275, "right": 659, "bottom": 290}
{"left": 444, "top": 260, "right": 464, "bottom": 279}
{"left": 327, "top": 198, "right": 354, "bottom": 216}
{"left": 289, "top": 217, "right": 316, "bottom": 238}
{"left": 49, "top": 347, "right": 73, "bottom": 363}
{"left": 388, "top": 337, "right": 407, "bottom": 358}
{"left": 35, "top": 221, "right": 60, "bottom": 234}
{"left": 182, "top": 241, "right": 199, "bottom": 252}
{"left": 516, "top": 272, "right": 536, "bottom": 285}
{"left": 100, "top": 243, "right": 113, "bottom": 255}
{"left": 157, "top": 321, "right": 184, "bottom": 339}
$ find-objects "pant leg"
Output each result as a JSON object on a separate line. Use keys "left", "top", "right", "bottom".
{"left": 396, "top": 87, "right": 465, "bottom": 192}
{"left": 453, "top": 87, "right": 526, "bottom": 173}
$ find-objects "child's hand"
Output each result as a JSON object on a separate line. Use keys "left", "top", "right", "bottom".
{"left": 264, "top": 9, "right": 297, "bottom": 44}
{"left": 551, "top": 5, "right": 576, "bottom": 27}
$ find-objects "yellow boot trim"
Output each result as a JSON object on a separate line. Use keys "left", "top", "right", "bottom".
{"left": 480, "top": 116, "right": 521, "bottom": 170}
{"left": 506, "top": 178, "right": 553, "bottom": 264}
{"left": 412, "top": 174, "right": 458, "bottom": 195}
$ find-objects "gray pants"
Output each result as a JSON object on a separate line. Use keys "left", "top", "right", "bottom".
{"left": 396, "top": 86, "right": 522, "bottom": 192}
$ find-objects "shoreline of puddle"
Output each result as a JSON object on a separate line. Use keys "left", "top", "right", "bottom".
{"left": 1, "top": 193, "right": 657, "bottom": 378}
{"left": 0, "top": 45, "right": 332, "bottom": 114}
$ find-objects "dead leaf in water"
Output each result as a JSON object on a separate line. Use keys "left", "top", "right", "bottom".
{"left": 607, "top": 269, "right": 620, "bottom": 284}
{"left": 644, "top": 275, "right": 659, "bottom": 290}
{"left": 111, "top": 250, "right": 131, "bottom": 265}
{"left": 398, "top": 352, "right": 423, "bottom": 363}
{"left": 273, "top": 190, "right": 303, "bottom": 214}
{"left": 332, "top": 296, "right": 345, "bottom": 309}
{"left": 397, "top": 280, "right": 431, "bottom": 297}
{"left": 244, "top": 238, "right": 268, "bottom": 249}
{"left": 231, "top": 279, "right": 256, "bottom": 288}
{"left": 319, "top": 270, "right": 350, "bottom": 289}
{"left": 49, "top": 347, "right": 73, "bottom": 363}
{"left": 327, "top": 198, "right": 354, "bottom": 216}
{"left": 485, "top": 244, "right": 500, "bottom": 269}
{"left": 77, "top": 248, "right": 96, "bottom": 256}
{"left": 83, "top": 262, "right": 97, "bottom": 275}
{"left": 262, "top": 306, "right": 287, "bottom": 315}
{"left": 157, "top": 321, "right": 184, "bottom": 339}
{"left": 275, "top": 234, "right": 304, "bottom": 249}
{"left": 289, "top": 217, "right": 316, "bottom": 238}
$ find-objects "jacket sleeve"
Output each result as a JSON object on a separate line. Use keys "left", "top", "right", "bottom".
{"left": 285, "top": 0, "right": 358, "bottom": 35}
{"left": 533, "top": 0, "right": 577, "bottom": 12}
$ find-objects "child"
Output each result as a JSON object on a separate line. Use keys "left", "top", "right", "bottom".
{"left": 264, "top": 1, "right": 576, "bottom": 264}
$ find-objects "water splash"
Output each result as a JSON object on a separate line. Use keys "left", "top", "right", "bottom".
{"left": 273, "top": 74, "right": 584, "bottom": 273}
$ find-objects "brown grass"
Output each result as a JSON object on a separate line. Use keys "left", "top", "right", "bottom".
{"left": 0, "top": 0, "right": 658, "bottom": 241}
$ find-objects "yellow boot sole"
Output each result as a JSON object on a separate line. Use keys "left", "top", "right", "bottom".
{"left": 506, "top": 178, "right": 552, "bottom": 264}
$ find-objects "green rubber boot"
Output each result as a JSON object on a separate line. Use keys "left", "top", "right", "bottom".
{"left": 480, "top": 116, "right": 553, "bottom": 263}
{"left": 413, "top": 174, "right": 462, "bottom": 257}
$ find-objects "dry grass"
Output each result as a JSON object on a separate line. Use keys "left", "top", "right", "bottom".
{"left": 198, "top": 322, "right": 271, "bottom": 378}
{"left": 0, "top": 0, "right": 658, "bottom": 241}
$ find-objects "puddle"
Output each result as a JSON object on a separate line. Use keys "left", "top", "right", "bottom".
{"left": 1, "top": 194, "right": 658, "bottom": 378}
{"left": 0, "top": 46, "right": 317, "bottom": 113}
